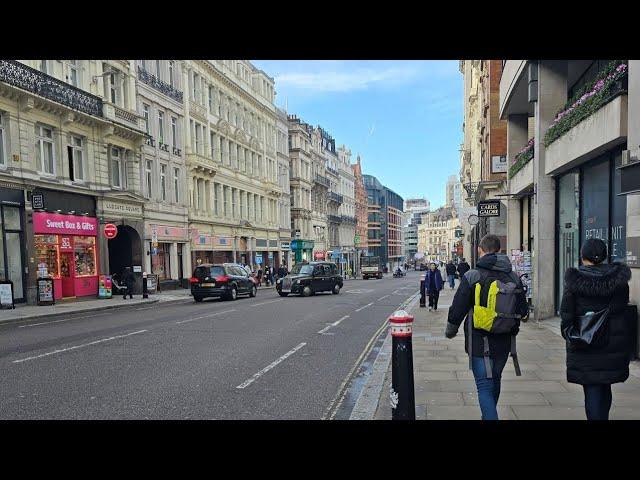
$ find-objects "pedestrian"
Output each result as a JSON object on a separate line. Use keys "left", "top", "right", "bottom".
{"left": 560, "top": 238, "right": 632, "bottom": 420}
{"left": 257, "top": 267, "right": 263, "bottom": 286}
{"left": 121, "top": 266, "right": 134, "bottom": 300}
{"left": 446, "top": 260, "right": 457, "bottom": 289}
{"left": 445, "top": 235, "right": 529, "bottom": 420}
{"left": 457, "top": 257, "right": 470, "bottom": 277}
{"left": 424, "top": 262, "right": 444, "bottom": 311}
{"left": 269, "top": 265, "right": 275, "bottom": 285}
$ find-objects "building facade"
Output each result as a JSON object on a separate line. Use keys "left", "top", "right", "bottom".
{"left": 501, "top": 59, "right": 639, "bottom": 322}
{"left": 352, "top": 155, "right": 368, "bottom": 274}
{"left": 276, "top": 107, "right": 292, "bottom": 268}
{"left": 417, "top": 206, "right": 459, "bottom": 263}
{"left": 336, "top": 145, "right": 356, "bottom": 275}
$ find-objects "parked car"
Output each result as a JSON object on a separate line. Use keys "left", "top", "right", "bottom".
{"left": 190, "top": 263, "right": 257, "bottom": 302}
{"left": 276, "top": 261, "right": 343, "bottom": 297}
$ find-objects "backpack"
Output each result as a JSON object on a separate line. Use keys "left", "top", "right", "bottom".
{"left": 468, "top": 270, "right": 525, "bottom": 378}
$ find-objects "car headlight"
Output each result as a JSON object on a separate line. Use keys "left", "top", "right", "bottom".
{"left": 277, "top": 278, "right": 282, "bottom": 284}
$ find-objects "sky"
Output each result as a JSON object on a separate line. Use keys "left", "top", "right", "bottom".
{"left": 252, "top": 60, "right": 463, "bottom": 209}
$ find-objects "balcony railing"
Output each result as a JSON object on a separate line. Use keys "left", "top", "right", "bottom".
{"left": 137, "top": 66, "right": 183, "bottom": 103}
{"left": 328, "top": 192, "right": 343, "bottom": 204}
{"left": 0, "top": 59, "right": 103, "bottom": 117}
{"left": 314, "top": 174, "right": 330, "bottom": 188}
{"left": 327, "top": 214, "right": 342, "bottom": 223}
{"left": 341, "top": 215, "right": 356, "bottom": 224}
{"left": 326, "top": 166, "right": 339, "bottom": 177}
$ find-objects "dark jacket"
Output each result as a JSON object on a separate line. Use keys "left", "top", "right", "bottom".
{"left": 121, "top": 269, "right": 134, "bottom": 288}
{"left": 447, "top": 253, "right": 529, "bottom": 357}
{"left": 446, "top": 263, "right": 457, "bottom": 276}
{"left": 457, "top": 262, "right": 470, "bottom": 276}
{"left": 423, "top": 269, "right": 444, "bottom": 294}
{"left": 560, "top": 262, "right": 632, "bottom": 385}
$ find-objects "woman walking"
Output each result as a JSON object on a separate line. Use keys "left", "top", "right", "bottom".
{"left": 560, "top": 238, "right": 632, "bottom": 420}
{"left": 425, "top": 262, "right": 444, "bottom": 311}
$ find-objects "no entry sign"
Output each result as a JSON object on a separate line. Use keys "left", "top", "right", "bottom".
{"left": 104, "top": 223, "right": 118, "bottom": 239}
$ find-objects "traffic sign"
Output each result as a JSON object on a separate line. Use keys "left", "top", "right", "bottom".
{"left": 104, "top": 223, "right": 118, "bottom": 239}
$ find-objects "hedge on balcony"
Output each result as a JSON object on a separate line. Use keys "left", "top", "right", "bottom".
{"left": 509, "top": 138, "right": 534, "bottom": 179}
{"left": 543, "top": 60, "right": 628, "bottom": 147}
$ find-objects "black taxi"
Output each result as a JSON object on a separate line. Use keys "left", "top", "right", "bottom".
{"left": 276, "top": 261, "right": 343, "bottom": 297}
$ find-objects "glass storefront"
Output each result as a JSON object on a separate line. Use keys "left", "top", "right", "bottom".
{"left": 557, "top": 173, "right": 580, "bottom": 307}
{"left": 152, "top": 242, "right": 171, "bottom": 279}
{"left": 0, "top": 203, "right": 25, "bottom": 301}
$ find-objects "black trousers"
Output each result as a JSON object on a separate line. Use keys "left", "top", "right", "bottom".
{"left": 583, "top": 384, "right": 612, "bottom": 420}
{"left": 428, "top": 291, "right": 440, "bottom": 309}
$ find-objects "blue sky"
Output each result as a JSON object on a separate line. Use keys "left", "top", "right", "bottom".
{"left": 252, "top": 60, "right": 462, "bottom": 208}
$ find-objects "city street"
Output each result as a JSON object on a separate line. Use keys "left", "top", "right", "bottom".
{"left": 0, "top": 273, "right": 419, "bottom": 419}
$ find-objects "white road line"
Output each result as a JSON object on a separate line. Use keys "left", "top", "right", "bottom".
{"left": 236, "top": 342, "right": 307, "bottom": 389}
{"left": 175, "top": 309, "right": 236, "bottom": 325}
{"left": 377, "top": 295, "right": 390, "bottom": 301}
{"left": 250, "top": 299, "right": 283, "bottom": 307}
{"left": 354, "top": 302, "right": 373, "bottom": 312}
{"left": 317, "top": 315, "right": 350, "bottom": 334}
{"left": 19, "top": 312, "right": 111, "bottom": 328}
{"left": 12, "top": 330, "right": 148, "bottom": 364}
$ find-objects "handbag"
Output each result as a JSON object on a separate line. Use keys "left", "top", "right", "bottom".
{"left": 564, "top": 307, "right": 610, "bottom": 347}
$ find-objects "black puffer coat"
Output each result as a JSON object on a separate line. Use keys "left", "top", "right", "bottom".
{"left": 560, "top": 262, "right": 632, "bottom": 385}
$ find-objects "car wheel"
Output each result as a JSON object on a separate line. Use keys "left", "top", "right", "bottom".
{"left": 249, "top": 285, "right": 257, "bottom": 297}
{"left": 227, "top": 286, "right": 238, "bottom": 301}
{"left": 278, "top": 292, "right": 289, "bottom": 297}
{"left": 302, "top": 285, "right": 313, "bottom": 297}
{"left": 194, "top": 296, "right": 203, "bottom": 303}
{"left": 332, "top": 284, "right": 341, "bottom": 295}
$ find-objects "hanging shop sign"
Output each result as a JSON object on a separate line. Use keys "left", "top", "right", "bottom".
{"left": 478, "top": 200, "right": 501, "bottom": 217}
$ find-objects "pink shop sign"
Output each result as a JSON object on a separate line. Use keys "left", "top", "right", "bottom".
{"left": 33, "top": 212, "right": 98, "bottom": 236}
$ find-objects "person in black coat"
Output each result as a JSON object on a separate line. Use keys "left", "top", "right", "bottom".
{"left": 560, "top": 238, "right": 632, "bottom": 420}
{"left": 446, "top": 260, "right": 457, "bottom": 289}
{"left": 457, "top": 258, "right": 470, "bottom": 277}
{"left": 121, "top": 266, "right": 134, "bottom": 299}
{"left": 423, "top": 262, "right": 444, "bottom": 311}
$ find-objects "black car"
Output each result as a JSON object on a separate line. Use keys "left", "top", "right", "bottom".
{"left": 276, "top": 261, "right": 343, "bottom": 297}
{"left": 190, "top": 263, "right": 257, "bottom": 302}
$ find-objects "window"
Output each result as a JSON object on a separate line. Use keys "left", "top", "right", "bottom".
{"left": 68, "top": 60, "right": 79, "bottom": 87}
{"left": 195, "top": 123, "right": 201, "bottom": 154}
{"left": 111, "top": 147, "right": 124, "bottom": 188}
{"left": 192, "top": 73, "right": 198, "bottom": 101}
{"left": 232, "top": 188, "right": 237, "bottom": 218}
{"left": 160, "top": 164, "right": 167, "bottom": 201}
{"left": 67, "top": 135, "right": 84, "bottom": 182}
{"left": 35, "top": 124, "right": 55, "bottom": 175}
{"left": 142, "top": 104, "right": 150, "bottom": 134}
{"left": 168, "top": 61, "right": 175, "bottom": 87}
{"left": 145, "top": 160, "right": 153, "bottom": 198}
{"left": 109, "top": 73, "right": 117, "bottom": 103}
{"left": 171, "top": 117, "right": 177, "bottom": 147}
{"left": 155, "top": 60, "right": 161, "bottom": 79}
{"left": 0, "top": 112, "right": 6, "bottom": 168}
{"left": 223, "top": 186, "right": 229, "bottom": 217}
{"left": 173, "top": 167, "right": 180, "bottom": 203}
{"left": 158, "top": 111, "right": 164, "bottom": 144}
{"left": 40, "top": 60, "right": 48, "bottom": 74}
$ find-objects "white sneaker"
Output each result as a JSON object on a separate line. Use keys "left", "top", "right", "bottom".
{"left": 429, "top": 307, "right": 432, "bottom": 312}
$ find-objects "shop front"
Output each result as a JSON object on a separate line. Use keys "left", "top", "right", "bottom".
{"left": 0, "top": 186, "right": 27, "bottom": 302}
{"left": 290, "top": 239, "right": 314, "bottom": 264}
{"left": 190, "top": 228, "right": 234, "bottom": 266}
{"left": 144, "top": 223, "right": 190, "bottom": 289}
{"left": 280, "top": 240, "right": 291, "bottom": 269}
{"left": 33, "top": 212, "right": 98, "bottom": 300}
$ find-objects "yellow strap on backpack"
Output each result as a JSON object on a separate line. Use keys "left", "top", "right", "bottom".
{"left": 473, "top": 281, "right": 499, "bottom": 332}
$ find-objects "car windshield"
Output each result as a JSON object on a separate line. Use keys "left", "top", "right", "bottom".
{"left": 290, "top": 264, "right": 313, "bottom": 275}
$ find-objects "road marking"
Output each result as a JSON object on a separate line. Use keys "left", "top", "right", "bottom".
{"left": 135, "top": 306, "right": 155, "bottom": 311}
{"left": 175, "top": 309, "right": 236, "bottom": 324}
{"left": 377, "top": 295, "right": 390, "bottom": 301}
{"left": 354, "top": 302, "right": 373, "bottom": 312}
{"left": 12, "top": 330, "right": 148, "bottom": 364}
{"left": 317, "top": 315, "right": 350, "bottom": 334}
{"left": 236, "top": 342, "right": 307, "bottom": 389}
{"left": 19, "top": 312, "right": 111, "bottom": 328}
{"left": 250, "top": 299, "right": 283, "bottom": 307}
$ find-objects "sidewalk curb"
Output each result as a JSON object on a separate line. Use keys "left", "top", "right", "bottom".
{"left": 348, "top": 290, "right": 421, "bottom": 420}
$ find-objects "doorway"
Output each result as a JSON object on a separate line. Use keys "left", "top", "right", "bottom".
{"left": 0, "top": 205, "right": 26, "bottom": 302}
{"left": 60, "top": 252, "right": 75, "bottom": 298}
{"left": 108, "top": 225, "right": 142, "bottom": 277}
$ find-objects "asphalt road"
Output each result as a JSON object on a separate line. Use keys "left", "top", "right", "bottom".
{"left": 0, "top": 272, "right": 421, "bottom": 419}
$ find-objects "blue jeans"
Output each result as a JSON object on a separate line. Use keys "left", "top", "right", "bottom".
{"left": 471, "top": 353, "right": 509, "bottom": 420}
{"left": 583, "top": 384, "right": 612, "bottom": 420}
{"left": 447, "top": 274, "right": 455, "bottom": 288}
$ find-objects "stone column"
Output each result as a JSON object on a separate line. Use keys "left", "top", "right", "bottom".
{"left": 627, "top": 61, "right": 640, "bottom": 313}
{"left": 170, "top": 242, "right": 179, "bottom": 280}
{"left": 183, "top": 242, "right": 192, "bottom": 281}
{"left": 533, "top": 61, "right": 567, "bottom": 319}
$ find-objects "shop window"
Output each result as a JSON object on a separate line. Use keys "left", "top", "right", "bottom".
{"left": 581, "top": 158, "right": 610, "bottom": 243}
{"left": 152, "top": 243, "right": 171, "bottom": 279}
{"left": 35, "top": 235, "right": 60, "bottom": 278}
{"left": 610, "top": 150, "right": 627, "bottom": 262}
{"left": 74, "top": 236, "right": 96, "bottom": 276}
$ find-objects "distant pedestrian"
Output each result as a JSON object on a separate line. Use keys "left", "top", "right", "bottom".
{"left": 257, "top": 267, "right": 263, "bottom": 286}
{"left": 560, "top": 238, "right": 632, "bottom": 420}
{"left": 424, "top": 262, "right": 444, "bottom": 311}
{"left": 457, "top": 258, "right": 470, "bottom": 277}
{"left": 121, "top": 266, "right": 134, "bottom": 300}
{"left": 446, "top": 260, "right": 457, "bottom": 289}
{"left": 445, "top": 235, "right": 529, "bottom": 420}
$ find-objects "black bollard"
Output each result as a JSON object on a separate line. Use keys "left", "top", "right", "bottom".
{"left": 419, "top": 274, "right": 426, "bottom": 308}
{"left": 389, "top": 310, "right": 416, "bottom": 420}
{"left": 142, "top": 273, "right": 149, "bottom": 299}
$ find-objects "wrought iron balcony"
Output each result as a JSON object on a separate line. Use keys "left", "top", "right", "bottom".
{"left": 159, "top": 142, "right": 170, "bottom": 152}
{"left": 327, "top": 214, "right": 342, "bottom": 223}
{"left": 326, "top": 166, "right": 339, "bottom": 177}
{"left": 314, "top": 174, "right": 330, "bottom": 188}
{"left": 172, "top": 146, "right": 182, "bottom": 156}
{"left": 328, "top": 192, "right": 343, "bottom": 204}
{"left": 341, "top": 215, "right": 357, "bottom": 224}
{"left": 137, "top": 66, "right": 183, "bottom": 103}
{"left": 145, "top": 137, "right": 156, "bottom": 147}
{"left": 0, "top": 59, "right": 103, "bottom": 117}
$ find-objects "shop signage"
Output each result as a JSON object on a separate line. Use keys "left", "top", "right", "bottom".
{"left": 0, "top": 281, "right": 15, "bottom": 309}
{"left": 37, "top": 278, "right": 55, "bottom": 305}
{"left": 255, "top": 254, "right": 263, "bottom": 265}
{"left": 627, "top": 237, "right": 640, "bottom": 268}
{"left": 146, "top": 274, "right": 158, "bottom": 293}
{"left": 281, "top": 241, "right": 290, "bottom": 250}
{"left": 478, "top": 200, "right": 501, "bottom": 217}
{"left": 314, "top": 251, "right": 326, "bottom": 260}
{"left": 33, "top": 212, "right": 98, "bottom": 236}
{"left": 133, "top": 266, "right": 142, "bottom": 273}
{"left": 102, "top": 200, "right": 143, "bottom": 217}
{"left": 104, "top": 223, "right": 118, "bottom": 239}
{"left": 31, "top": 193, "right": 45, "bottom": 210}
{"left": 60, "top": 236, "right": 73, "bottom": 252}
{"left": 491, "top": 155, "right": 508, "bottom": 174}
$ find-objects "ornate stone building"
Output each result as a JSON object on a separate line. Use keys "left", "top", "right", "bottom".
{"left": 352, "top": 155, "right": 368, "bottom": 274}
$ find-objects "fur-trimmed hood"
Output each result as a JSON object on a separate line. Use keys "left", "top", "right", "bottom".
{"left": 564, "top": 262, "right": 631, "bottom": 297}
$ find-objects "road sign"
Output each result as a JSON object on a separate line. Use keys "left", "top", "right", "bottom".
{"left": 104, "top": 223, "right": 118, "bottom": 239}
{"left": 478, "top": 200, "right": 501, "bottom": 217}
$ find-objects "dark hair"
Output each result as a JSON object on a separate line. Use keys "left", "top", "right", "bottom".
{"left": 581, "top": 238, "right": 607, "bottom": 264}
{"left": 479, "top": 234, "right": 501, "bottom": 253}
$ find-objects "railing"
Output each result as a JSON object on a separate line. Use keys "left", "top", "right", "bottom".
{"left": 314, "top": 174, "right": 330, "bottom": 187}
{"left": 341, "top": 215, "right": 356, "bottom": 224}
{"left": 326, "top": 166, "right": 339, "bottom": 177}
{"left": 114, "top": 105, "right": 138, "bottom": 124}
{"left": 172, "top": 146, "right": 182, "bottom": 156}
{"left": 146, "top": 137, "right": 156, "bottom": 147}
{"left": 328, "top": 214, "right": 342, "bottom": 223}
{"left": 137, "top": 66, "right": 183, "bottom": 103}
{"left": 328, "top": 192, "right": 343, "bottom": 204}
{"left": 0, "top": 59, "right": 103, "bottom": 117}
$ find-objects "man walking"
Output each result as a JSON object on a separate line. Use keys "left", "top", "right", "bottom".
{"left": 457, "top": 257, "right": 470, "bottom": 277}
{"left": 121, "top": 266, "right": 134, "bottom": 300}
{"left": 446, "top": 260, "right": 457, "bottom": 289}
{"left": 445, "top": 235, "right": 529, "bottom": 420}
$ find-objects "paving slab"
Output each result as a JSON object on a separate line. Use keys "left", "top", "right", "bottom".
{"left": 415, "top": 392, "right": 464, "bottom": 406}
{"left": 542, "top": 392, "right": 586, "bottom": 407}
{"left": 423, "top": 405, "right": 517, "bottom": 420}
{"left": 511, "top": 406, "right": 587, "bottom": 420}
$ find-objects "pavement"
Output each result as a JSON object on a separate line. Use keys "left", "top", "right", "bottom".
{"left": 366, "top": 284, "right": 640, "bottom": 420}
{"left": 0, "top": 273, "right": 415, "bottom": 419}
